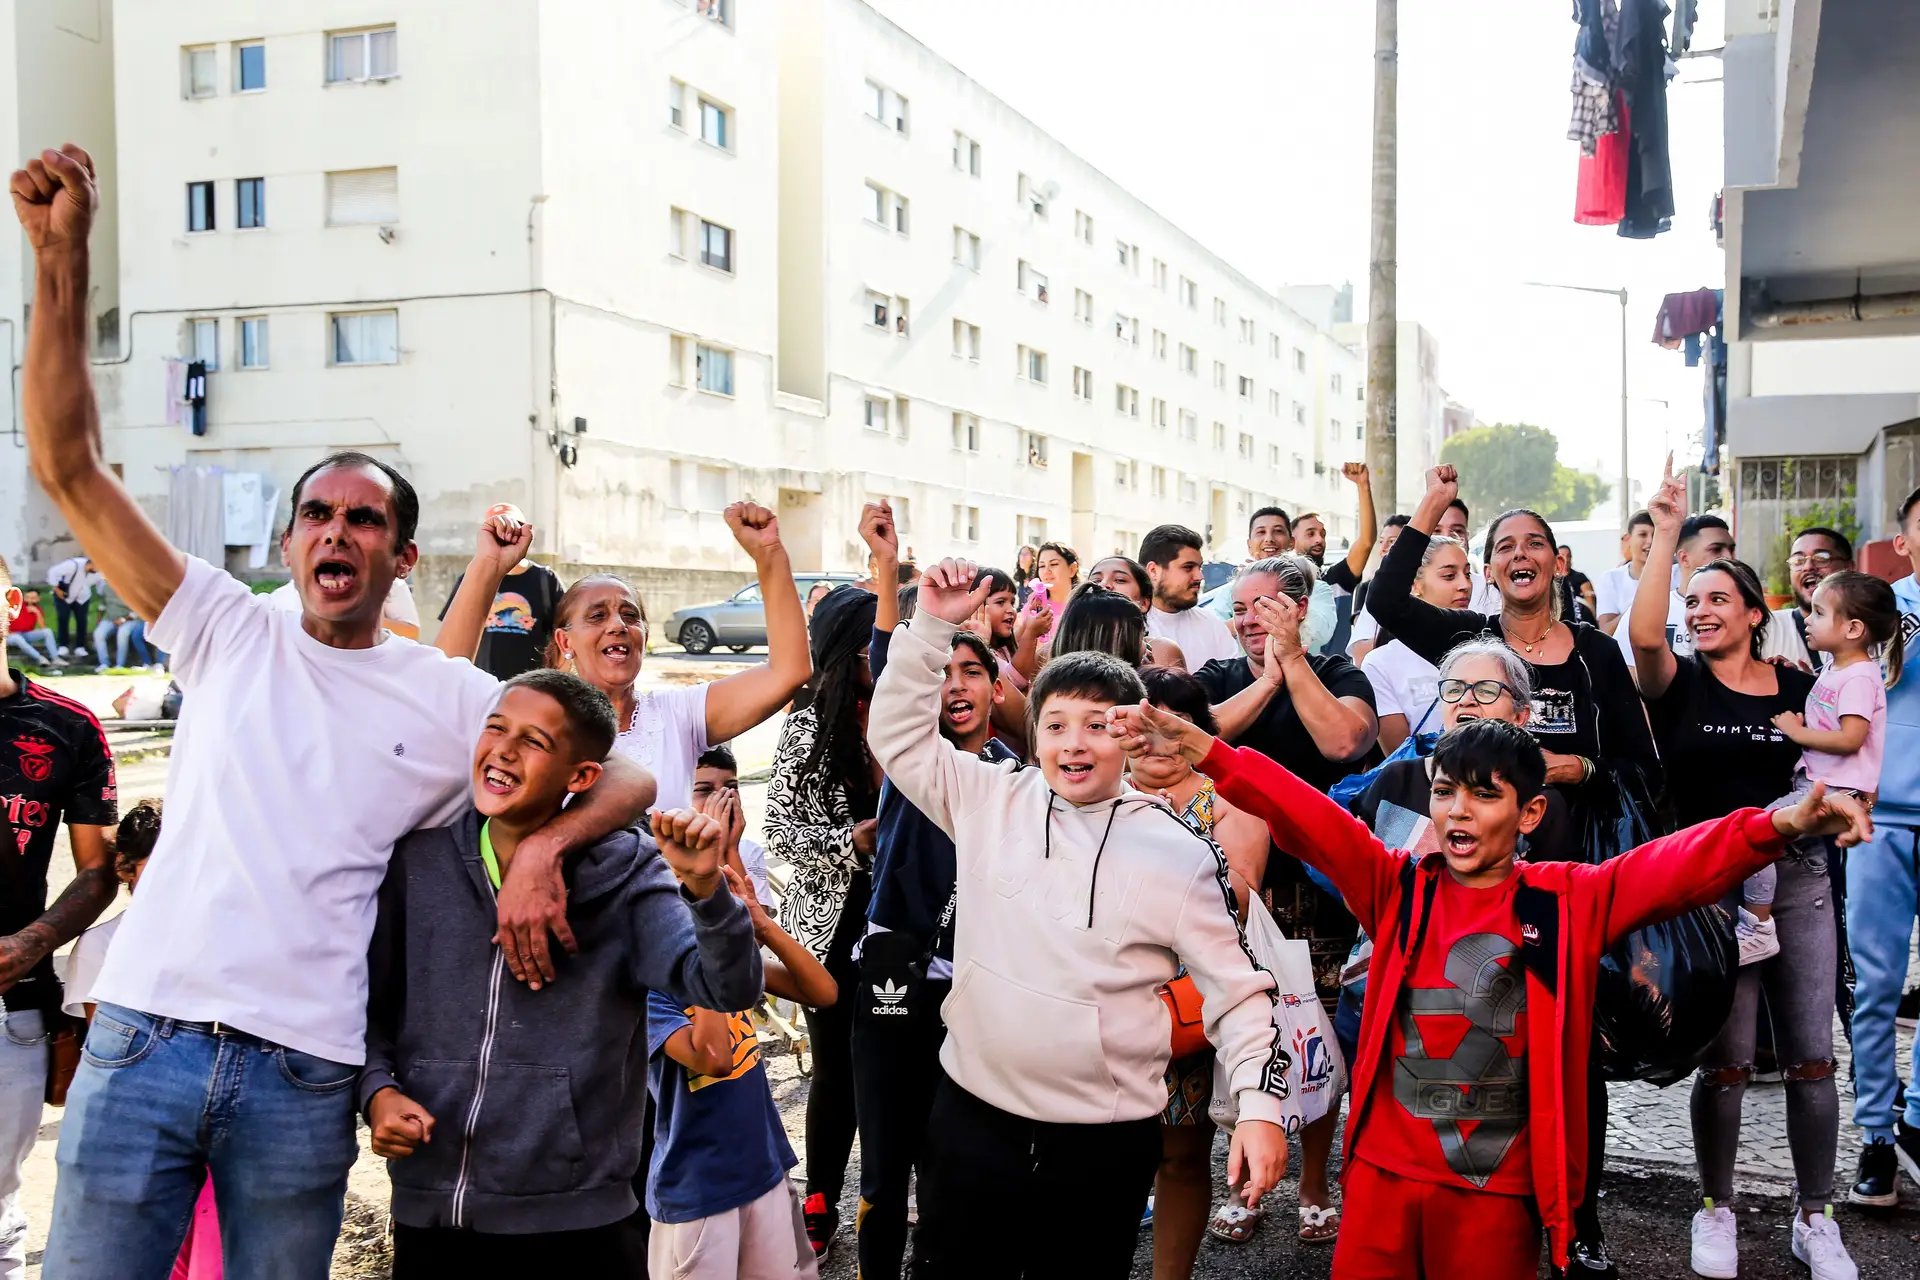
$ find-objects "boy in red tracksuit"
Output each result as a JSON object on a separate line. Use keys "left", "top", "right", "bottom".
{"left": 1108, "top": 709, "right": 1871, "bottom": 1279}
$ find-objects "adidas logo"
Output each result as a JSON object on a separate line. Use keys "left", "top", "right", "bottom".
{"left": 870, "top": 979, "right": 910, "bottom": 1015}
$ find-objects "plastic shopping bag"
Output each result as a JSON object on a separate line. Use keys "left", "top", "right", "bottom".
{"left": 1580, "top": 763, "right": 1740, "bottom": 1084}
{"left": 1209, "top": 898, "right": 1347, "bottom": 1133}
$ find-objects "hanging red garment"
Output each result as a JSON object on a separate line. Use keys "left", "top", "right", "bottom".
{"left": 1575, "top": 96, "right": 1630, "bottom": 226}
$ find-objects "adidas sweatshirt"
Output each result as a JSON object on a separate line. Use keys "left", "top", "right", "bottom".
{"left": 869, "top": 611, "right": 1290, "bottom": 1127}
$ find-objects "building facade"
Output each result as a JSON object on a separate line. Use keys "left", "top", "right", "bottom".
{"left": 62, "top": 0, "right": 1366, "bottom": 620}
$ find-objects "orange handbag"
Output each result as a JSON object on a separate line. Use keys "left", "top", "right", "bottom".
{"left": 1159, "top": 974, "right": 1210, "bottom": 1059}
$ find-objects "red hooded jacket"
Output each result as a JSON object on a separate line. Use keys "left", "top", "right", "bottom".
{"left": 1201, "top": 739, "right": 1783, "bottom": 1269}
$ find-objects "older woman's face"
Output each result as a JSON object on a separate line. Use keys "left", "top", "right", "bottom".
{"left": 1037, "top": 549, "right": 1075, "bottom": 592}
{"left": 1440, "top": 652, "right": 1526, "bottom": 731}
{"left": 1089, "top": 558, "right": 1146, "bottom": 608}
{"left": 1488, "top": 514, "right": 1555, "bottom": 610}
{"left": 1414, "top": 542, "right": 1474, "bottom": 610}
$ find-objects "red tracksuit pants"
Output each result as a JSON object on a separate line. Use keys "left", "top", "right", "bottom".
{"left": 1332, "top": 1159, "right": 1541, "bottom": 1279}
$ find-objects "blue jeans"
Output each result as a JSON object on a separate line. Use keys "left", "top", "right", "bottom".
{"left": 45, "top": 1005, "right": 359, "bottom": 1280}
{"left": 91, "top": 618, "right": 157, "bottom": 669}
{"left": 1845, "top": 824, "right": 1920, "bottom": 1143}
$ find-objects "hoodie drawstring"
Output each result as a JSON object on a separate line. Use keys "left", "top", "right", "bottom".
{"left": 1085, "top": 800, "right": 1123, "bottom": 929}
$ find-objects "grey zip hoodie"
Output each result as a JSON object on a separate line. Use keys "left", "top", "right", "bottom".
{"left": 361, "top": 811, "right": 763, "bottom": 1234}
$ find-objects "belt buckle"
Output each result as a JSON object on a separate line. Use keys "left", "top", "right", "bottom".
{"left": 209, "top": 1021, "right": 235, "bottom": 1037}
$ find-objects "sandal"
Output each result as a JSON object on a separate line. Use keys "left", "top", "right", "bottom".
{"left": 1298, "top": 1202, "right": 1341, "bottom": 1243}
{"left": 1205, "top": 1196, "right": 1265, "bottom": 1243}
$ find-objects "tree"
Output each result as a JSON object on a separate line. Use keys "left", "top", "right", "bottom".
{"left": 1439, "top": 422, "right": 1610, "bottom": 523}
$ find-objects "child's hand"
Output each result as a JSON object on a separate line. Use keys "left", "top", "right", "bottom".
{"left": 1227, "top": 1118, "right": 1288, "bottom": 1209}
{"left": 1771, "top": 710, "right": 1806, "bottom": 740}
{"left": 1772, "top": 781, "right": 1875, "bottom": 848}
{"left": 651, "top": 808, "right": 726, "bottom": 900}
{"left": 369, "top": 1088, "right": 435, "bottom": 1160}
{"left": 1014, "top": 596, "right": 1052, "bottom": 645}
{"left": 918, "top": 559, "right": 993, "bottom": 626}
{"left": 1108, "top": 700, "right": 1212, "bottom": 765}
{"left": 722, "top": 865, "right": 775, "bottom": 941}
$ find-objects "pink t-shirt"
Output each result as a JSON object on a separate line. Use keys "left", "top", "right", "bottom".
{"left": 1800, "top": 659, "right": 1887, "bottom": 794}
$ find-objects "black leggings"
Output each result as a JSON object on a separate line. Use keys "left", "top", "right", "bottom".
{"left": 803, "top": 873, "right": 870, "bottom": 1205}
{"left": 853, "top": 964, "right": 951, "bottom": 1279}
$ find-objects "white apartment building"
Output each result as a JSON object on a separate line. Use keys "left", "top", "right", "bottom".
{"left": 66, "top": 0, "right": 1364, "bottom": 618}
{"left": 1330, "top": 319, "right": 1444, "bottom": 513}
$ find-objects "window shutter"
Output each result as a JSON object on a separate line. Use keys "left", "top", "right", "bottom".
{"left": 327, "top": 168, "right": 399, "bottom": 225}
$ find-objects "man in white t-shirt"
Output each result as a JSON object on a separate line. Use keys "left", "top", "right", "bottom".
{"left": 1139, "top": 524, "right": 1243, "bottom": 669}
{"left": 1592, "top": 510, "right": 1656, "bottom": 634}
{"left": 270, "top": 575, "right": 419, "bottom": 638}
{"left": 1762, "top": 527, "right": 1853, "bottom": 670}
{"left": 15, "top": 141, "right": 661, "bottom": 1280}
{"left": 1615, "top": 514, "right": 1736, "bottom": 670}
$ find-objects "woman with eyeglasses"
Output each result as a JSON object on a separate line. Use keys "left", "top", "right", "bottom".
{"left": 1360, "top": 534, "right": 1474, "bottom": 753}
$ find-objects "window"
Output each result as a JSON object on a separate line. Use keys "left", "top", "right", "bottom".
{"left": 864, "top": 182, "right": 907, "bottom": 233}
{"left": 1354, "top": 419, "right": 1364, "bottom": 441}
{"left": 1153, "top": 330, "right": 1167, "bottom": 360}
{"left": 1330, "top": 418, "right": 1344, "bottom": 441}
{"left": 1293, "top": 401, "right": 1307, "bottom": 426}
{"left": 1179, "top": 344, "right": 1197, "bottom": 375}
{"left": 1213, "top": 298, "right": 1227, "bottom": 326}
{"left": 668, "top": 207, "right": 688, "bottom": 257}
{"left": 1017, "top": 173, "right": 1047, "bottom": 218}
{"left": 695, "top": 343, "right": 734, "bottom": 395}
{"left": 1330, "top": 373, "right": 1344, "bottom": 394}
{"left": 326, "top": 167, "right": 398, "bottom": 225}
{"left": 864, "top": 182, "right": 885, "bottom": 224}
{"left": 189, "top": 318, "right": 218, "bottom": 368}
{"left": 699, "top": 98, "right": 731, "bottom": 149}
{"left": 1074, "top": 289, "right": 1093, "bottom": 324}
{"left": 1153, "top": 259, "right": 1168, "bottom": 291}
{"left": 695, "top": 0, "right": 731, "bottom": 25}
{"left": 327, "top": 26, "right": 397, "bottom": 83}
{"left": 952, "top": 131, "right": 981, "bottom": 176}
{"left": 865, "top": 291, "right": 908, "bottom": 334}
{"left": 699, "top": 218, "right": 733, "bottom": 272}
{"left": 239, "top": 317, "right": 268, "bottom": 369}
{"left": 952, "top": 412, "right": 981, "bottom": 452}
{"left": 1018, "top": 345, "right": 1047, "bottom": 384}
{"left": 1269, "top": 334, "right": 1282, "bottom": 359}
{"left": 237, "top": 178, "right": 265, "bottom": 229}
{"left": 1152, "top": 467, "right": 1168, "bottom": 498}
{"left": 1238, "top": 375, "right": 1253, "bottom": 400}
{"left": 1238, "top": 432, "right": 1255, "bottom": 460}
{"left": 1023, "top": 432, "right": 1049, "bottom": 468}
{"left": 234, "top": 40, "right": 266, "bottom": 91}
{"left": 669, "top": 334, "right": 688, "bottom": 386}
{"left": 1114, "top": 314, "right": 1138, "bottom": 345}
{"left": 1268, "top": 443, "right": 1281, "bottom": 467}
{"left": 1181, "top": 475, "right": 1199, "bottom": 504}
{"left": 1018, "top": 260, "right": 1048, "bottom": 304}
{"left": 1072, "top": 366, "right": 1093, "bottom": 402}
{"left": 1294, "top": 454, "right": 1306, "bottom": 479}
{"left": 1211, "top": 422, "right": 1226, "bottom": 450}
{"left": 1180, "top": 277, "right": 1198, "bottom": 309}
{"left": 1357, "top": 383, "right": 1365, "bottom": 402}
{"left": 864, "top": 79, "right": 908, "bottom": 133}
{"left": 1074, "top": 209, "right": 1094, "bottom": 244}
{"left": 892, "top": 194, "right": 909, "bottom": 234}
{"left": 1268, "top": 389, "right": 1281, "bottom": 415}
{"left": 952, "top": 226, "right": 981, "bottom": 270}
{"left": 1239, "top": 317, "right": 1255, "bottom": 344}
{"left": 1115, "top": 384, "right": 1139, "bottom": 418}
{"left": 1293, "top": 347, "right": 1307, "bottom": 373}
{"left": 1213, "top": 360, "right": 1226, "bottom": 390}
{"left": 1017, "top": 514, "right": 1049, "bottom": 546}
{"left": 330, "top": 310, "right": 398, "bottom": 365}
{"left": 1179, "top": 409, "right": 1198, "bottom": 440}
{"left": 863, "top": 396, "right": 891, "bottom": 432}
{"left": 952, "top": 504, "right": 981, "bottom": 541}
{"left": 1151, "top": 397, "right": 1168, "bottom": 429}
{"left": 186, "top": 181, "right": 215, "bottom": 232}
{"left": 668, "top": 79, "right": 685, "bottom": 128}
{"left": 183, "top": 45, "right": 216, "bottom": 98}
{"left": 1117, "top": 240, "right": 1138, "bottom": 272}
{"left": 1114, "top": 460, "right": 1137, "bottom": 490}
{"left": 952, "top": 319, "right": 981, "bottom": 361}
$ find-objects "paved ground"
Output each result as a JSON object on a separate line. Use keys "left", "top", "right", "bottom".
{"left": 14, "top": 662, "right": 1920, "bottom": 1277}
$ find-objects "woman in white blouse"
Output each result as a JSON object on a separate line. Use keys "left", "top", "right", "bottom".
{"left": 1359, "top": 535, "right": 1472, "bottom": 753}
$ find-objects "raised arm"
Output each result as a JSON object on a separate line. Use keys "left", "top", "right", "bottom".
{"left": 434, "top": 507, "right": 533, "bottom": 661}
{"left": 726, "top": 866, "right": 837, "bottom": 1007}
{"left": 1252, "top": 595, "right": 1376, "bottom": 762}
{"left": 702, "top": 502, "right": 813, "bottom": 743}
{"left": 628, "top": 809, "right": 763, "bottom": 1015}
{"left": 1365, "top": 467, "right": 1491, "bottom": 664}
{"left": 1339, "top": 461, "right": 1378, "bottom": 585}
{"left": 14, "top": 145, "right": 184, "bottom": 622}
{"left": 1627, "top": 458, "right": 1684, "bottom": 696}
{"left": 860, "top": 501, "right": 902, "bottom": 635}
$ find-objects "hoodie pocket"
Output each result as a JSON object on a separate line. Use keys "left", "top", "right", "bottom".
{"left": 469, "top": 1062, "right": 589, "bottom": 1196}
{"left": 943, "top": 961, "right": 1120, "bottom": 1119}
{"left": 391, "top": 1058, "right": 478, "bottom": 1193}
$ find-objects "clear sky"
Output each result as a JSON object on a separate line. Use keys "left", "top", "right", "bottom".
{"left": 867, "top": 0, "right": 1728, "bottom": 518}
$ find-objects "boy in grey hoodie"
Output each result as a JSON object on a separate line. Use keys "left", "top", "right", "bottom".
{"left": 360, "top": 670, "right": 763, "bottom": 1273}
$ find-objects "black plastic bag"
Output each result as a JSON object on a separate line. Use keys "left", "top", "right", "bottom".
{"left": 1579, "top": 764, "right": 1740, "bottom": 1085}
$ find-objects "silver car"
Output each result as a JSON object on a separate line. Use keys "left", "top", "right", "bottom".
{"left": 664, "top": 574, "right": 862, "bottom": 654}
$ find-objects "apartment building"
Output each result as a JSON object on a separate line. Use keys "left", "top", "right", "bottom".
{"left": 69, "top": 0, "right": 1364, "bottom": 618}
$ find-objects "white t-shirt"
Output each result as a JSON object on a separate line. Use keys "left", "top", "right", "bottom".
{"left": 1615, "top": 576, "right": 1692, "bottom": 668}
{"left": 1360, "top": 640, "right": 1442, "bottom": 732}
{"left": 1348, "top": 571, "right": 1497, "bottom": 654}
{"left": 270, "top": 578, "right": 418, "bottom": 628}
{"left": 1145, "top": 606, "right": 1242, "bottom": 670}
{"left": 48, "top": 557, "right": 99, "bottom": 604}
{"left": 61, "top": 912, "right": 123, "bottom": 1018}
{"left": 1762, "top": 606, "right": 1819, "bottom": 670}
{"left": 1592, "top": 561, "right": 1642, "bottom": 620}
{"left": 94, "top": 557, "right": 502, "bottom": 1064}
{"left": 611, "top": 682, "right": 711, "bottom": 812}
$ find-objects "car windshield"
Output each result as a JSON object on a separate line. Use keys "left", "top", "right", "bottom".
{"left": 732, "top": 584, "right": 763, "bottom": 603}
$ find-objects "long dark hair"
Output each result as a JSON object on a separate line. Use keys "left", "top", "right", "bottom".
{"left": 1817, "top": 569, "right": 1907, "bottom": 688}
{"left": 1141, "top": 666, "right": 1219, "bottom": 735}
{"left": 1485, "top": 508, "right": 1565, "bottom": 621}
{"left": 1688, "top": 558, "right": 1771, "bottom": 660}
{"left": 1013, "top": 544, "right": 1038, "bottom": 589}
{"left": 1051, "top": 584, "right": 1147, "bottom": 666}
{"left": 801, "top": 585, "right": 880, "bottom": 807}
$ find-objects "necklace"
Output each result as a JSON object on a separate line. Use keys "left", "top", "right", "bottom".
{"left": 1508, "top": 618, "right": 1555, "bottom": 655}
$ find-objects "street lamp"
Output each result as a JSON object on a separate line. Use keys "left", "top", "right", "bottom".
{"left": 1525, "top": 281, "right": 1629, "bottom": 529}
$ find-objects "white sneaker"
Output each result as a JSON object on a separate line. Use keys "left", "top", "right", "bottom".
{"left": 1736, "top": 908, "right": 1780, "bottom": 965}
{"left": 1689, "top": 1202, "right": 1738, "bottom": 1278}
{"left": 1791, "top": 1208, "right": 1858, "bottom": 1280}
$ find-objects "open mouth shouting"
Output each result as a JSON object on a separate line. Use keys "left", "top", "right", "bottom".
{"left": 942, "top": 694, "right": 979, "bottom": 731}
{"left": 312, "top": 558, "right": 359, "bottom": 601}
{"left": 1506, "top": 565, "right": 1541, "bottom": 591}
{"left": 600, "top": 639, "right": 634, "bottom": 662}
{"left": 1445, "top": 827, "right": 1480, "bottom": 859}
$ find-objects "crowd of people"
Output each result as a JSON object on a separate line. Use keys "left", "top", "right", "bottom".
{"left": 0, "top": 143, "right": 1915, "bottom": 1280}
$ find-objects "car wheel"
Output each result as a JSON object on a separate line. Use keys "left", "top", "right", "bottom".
{"left": 728, "top": 644, "right": 752, "bottom": 654}
{"left": 679, "top": 620, "right": 715, "bottom": 655}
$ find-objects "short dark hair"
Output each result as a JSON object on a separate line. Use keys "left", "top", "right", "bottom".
{"left": 1248, "top": 506, "right": 1290, "bottom": 534}
{"left": 1289, "top": 511, "right": 1321, "bottom": 532}
{"left": 1137, "top": 525, "right": 1203, "bottom": 569}
{"left": 1026, "top": 650, "right": 1145, "bottom": 749}
{"left": 1383, "top": 514, "right": 1412, "bottom": 530}
{"left": 950, "top": 630, "right": 998, "bottom": 679}
{"left": 896, "top": 562, "right": 919, "bottom": 586}
{"left": 696, "top": 745, "right": 738, "bottom": 774}
{"left": 114, "top": 798, "right": 164, "bottom": 871}
{"left": 287, "top": 450, "right": 420, "bottom": 550}
{"left": 977, "top": 567, "right": 1016, "bottom": 597}
{"left": 1445, "top": 497, "right": 1471, "bottom": 523}
{"left": 897, "top": 584, "right": 918, "bottom": 620}
{"left": 1140, "top": 666, "right": 1219, "bottom": 736}
{"left": 1900, "top": 487, "right": 1920, "bottom": 527}
{"left": 1679, "top": 514, "right": 1731, "bottom": 547}
{"left": 501, "top": 668, "right": 617, "bottom": 762}
{"left": 1626, "top": 509, "right": 1654, "bottom": 532}
{"left": 1791, "top": 526, "right": 1854, "bottom": 561}
{"left": 1431, "top": 718, "right": 1545, "bottom": 805}
{"left": 1051, "top": 584, "right": 1147, "bottom": 667}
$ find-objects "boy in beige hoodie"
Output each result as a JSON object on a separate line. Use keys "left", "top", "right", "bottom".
{"left": 868, "top": 559, "right": 1290, "bottom": 1278}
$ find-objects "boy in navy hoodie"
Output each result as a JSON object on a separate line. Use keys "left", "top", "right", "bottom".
{"left": 361, "top": 670, "right": 762, "bottom": 1274}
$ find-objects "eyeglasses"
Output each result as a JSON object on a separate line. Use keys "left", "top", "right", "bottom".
{"left": 1437, "top": 678, "right": 1516, "bottom": 706}
{"left": 1786, "top": 551, "right": 1843, "bottom": 568}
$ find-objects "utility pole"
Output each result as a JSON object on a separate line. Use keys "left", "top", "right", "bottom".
{"left": 1525, "top": 281, "right": 1630, "bottom": 527}
{"left": 1365, "top": 0, "right": 1398, "bottom": 514}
